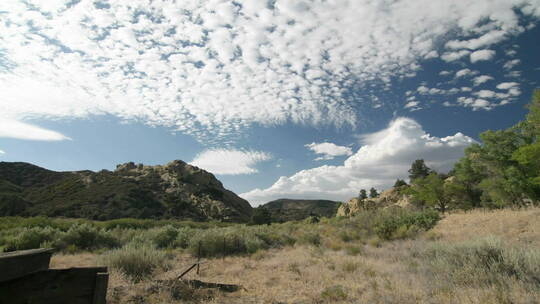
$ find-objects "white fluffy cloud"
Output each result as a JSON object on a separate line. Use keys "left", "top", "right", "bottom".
{"left": 0, "top": 0, "right": 538, "bottom": 143}
{"left": 191, "top": 149, "right": 272, "bottom": 175}
{"left": 305, "top": 142, "right": 353, "bottom": 161}
{"left": 0, "top": 149, "right": 4, "bottom": 155}
{"left": 497, "top": 82, "right": 520, "bottom": 90}
{"left": 473, "top": 75, "right": 494, "bottom": 86}
{"left": 470, "top": 50, "right": 496, "bottom": 63}
{"left": 241, "top": 118, "right": 475, "bottom": 205}
{"left": 0, "top": 119, "right": 71, "bottom": 141}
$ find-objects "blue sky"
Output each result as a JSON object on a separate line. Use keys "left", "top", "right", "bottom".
{"left": 1, "top": 1, "right": 539, "bottom": 205}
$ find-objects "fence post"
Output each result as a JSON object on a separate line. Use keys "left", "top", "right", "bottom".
{"left": 197, "top": 241, "right": 201, "bottom": 275}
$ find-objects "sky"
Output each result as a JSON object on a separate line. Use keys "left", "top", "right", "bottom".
{"left": 1, "top": 0, "right": 540, "bottom": 206}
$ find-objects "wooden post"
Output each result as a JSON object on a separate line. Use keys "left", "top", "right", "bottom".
{"left": 0, "top": 248, "right": 54, "bottom": 283}
{"left": 92, "top": 272, "right": 109, "bottom": 304}
{"left": 197, "top": 241, "right": 201, "bottom": 275}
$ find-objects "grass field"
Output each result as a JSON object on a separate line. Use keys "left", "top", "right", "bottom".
{"left": 7, "top": 208, "right": 540, "bottom": 303}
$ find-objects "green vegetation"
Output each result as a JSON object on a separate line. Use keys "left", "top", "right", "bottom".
{"left": 101, "top": 243, "right": 171, "bottom": 282}
{"left": 259, "top": 199, "right": 340, "bottom": 222}
{"left": 404, "top": 90, "right": 540, "bottom": 211}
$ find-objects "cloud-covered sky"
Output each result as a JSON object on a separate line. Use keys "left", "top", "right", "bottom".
{"left": 1, "top": 0, "right": 540, "bottom": 205}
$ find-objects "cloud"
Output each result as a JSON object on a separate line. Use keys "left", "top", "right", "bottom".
{"left": 404, "top": 101, "right": 420, "bottom": 109}
{"left": 0, "top": 149, "right": 4, "bottom": 155}
{"left": 473, "top": 75, "right": 494, "bottom": 86}
{"left": 241, "top": 118, "right": 475, "bottom": 205}
{"left": 496, "top": 82, "right": 520, "bottom": 90}
{"left": 305, "top": 142, "right": 353, "bottom": 161}
{"left": 0, "top": 1, "right": 538, "bottom": 143}
{"left": 190, "top": 149, "right": 272, "bottom": 175}
{"left": 503, "top": 59, "right": 521, "bottom": 70}
{"left": 455, "top": 69, "right": 478, "bottom": 78}
{"left": 0, "top": 119, "right": 71, "bottom": 141}
{"left": 470, "top": 50, "right": 496, "bottom": 63}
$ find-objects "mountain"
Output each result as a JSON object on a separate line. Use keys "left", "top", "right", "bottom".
{"left": 0, "top": 161, "right": 253, "bottom": 222}
{"left": 260, "top": 199, "right": 341, "bottom": 222}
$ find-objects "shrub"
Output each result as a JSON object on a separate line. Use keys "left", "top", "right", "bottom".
{"left": 319, "top": 285, "right": 348, "bottom": 302}
{"left": 2, "top": 226, "right": 60, "bottom": 252}
{"left": 374, "top": 209, "right": 440, "bottom": 240}
{"left": 102, "top": 243, "right": 170, "bottom": 282}
{"left": 298, "top": 232, "right": 321, "bottom": 246}
{"left": 56, "top": 224, "right": 119, "bottom": 251}
{"left": 421, "top": 237, "right": 540, "bottom": 289}
{"left": 153, "top": 225, "right": 178, "bottom": 249}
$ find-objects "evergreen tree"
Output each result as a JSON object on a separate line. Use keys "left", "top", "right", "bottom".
{"left": 408, "top": 159, "right": 431, "bottom": 182}
{"left": 369, "top": 187, "right": 378, "bottom": 198}
{"left": 393, "top": 179, "right": 407, "bottom": 188}
{"left": 358, "top": 189, "right": 367, "bottom": 200}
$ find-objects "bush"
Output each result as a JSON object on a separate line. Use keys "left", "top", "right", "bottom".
{"left": 421, "top": 237, "right": 540, "bottom": 288}
{"left": 320, "top": 285, "right": 348, "bottom": 302}
{"left": 2, "top": 226, "right": 60, "bottom": 252}
{"left": 375, "top": 209, "right": 440, "bottom": 240}
{"left": 153, "top": 225, "right": 178, "bottom": 249}
{"left": 102, "top": 243, "right": 170, "bottom": 282}
{"left": 56, "top": 224, "right": 119, "bottom": 251}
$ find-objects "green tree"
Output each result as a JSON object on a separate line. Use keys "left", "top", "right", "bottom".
{"left": 408, "top": 159, "right": 431, "bottom": 182}
{"left": 393, "top": 179, "right": 407, "bottom": 188}
{"left": 369, "top": 187, "right": 378, "bottom": 198}
{"left": 358, "top": 189, "right": 367, "bottom": 200}
{"left": 250, "top": 207, "right": 272, "bottom": 225}
{"left": 408, "top": 173, "right": 452, "bottom": 213}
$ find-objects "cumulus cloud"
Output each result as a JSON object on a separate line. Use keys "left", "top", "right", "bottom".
{"left": 503, "top": 59, "right": 521, "bottom": 70}
{"left": 470, "top": 50, "right": 496, "bottom": 63}
{"left": 0, "top": 0, "right": 538, "bottom": 143}
{"left": 190, "top": 149, "right": 272, "bottom": 175}
{"left": 0, "top": 149, "right": 4, "bottom": 155}
{"left": 473, "top": 75, "right": 494, "bottom": 86}
{"left": 241, "top": 118, "right": 475, "bottom": 205}
{"left": 455, "top": 69, "right": 478, "bottom": 78}
{"left": 0, "top": 119, "right": 71, "bottom": 141}
{"left": 305, "top": 142, "right": 353, "bottom": 161}
{"left": 497, "top": 82, "right": 520, "bottom": 90}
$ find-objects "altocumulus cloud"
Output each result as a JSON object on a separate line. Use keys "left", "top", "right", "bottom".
{"left": 0, "top": 1, "right": 539, "bottom": 142}
{"left": 191, "top": 149, "right": 272, "bottom": 175}
{"left": 241, "top": 118, "right": 475, "bottom": 205}
{"left": 305, "top": 142, "right": 353, "bottom": 161}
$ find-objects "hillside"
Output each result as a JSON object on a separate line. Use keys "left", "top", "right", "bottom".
{"left": 260, "top": 198, "right": 340, "bottom": 221}
{"left": 0, "top": 161, "right": 253, "bottom": 222}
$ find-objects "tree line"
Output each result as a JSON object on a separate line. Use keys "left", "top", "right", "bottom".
{"left": 403, "top": 90, "right": 540, "bottom": 212}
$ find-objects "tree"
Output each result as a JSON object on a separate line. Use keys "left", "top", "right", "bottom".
{"left": 408, "top": 173, "right": 452, "bottom": 213}
{"left": 358, "top": 189, "right": 367, "bottom": 200}
{"left": 250, "top": 207, "right": 272, "bottom": 225}
{"left": 369, "top": 187, "right": 378, "bottom": 198}
{"left": 408, "top": 159, "right": 431, "bottom": 182}
{"left": 393, "top": 179, "right": 407, "bottom": 188}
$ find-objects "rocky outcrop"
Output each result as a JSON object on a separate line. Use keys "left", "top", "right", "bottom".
{"left": 337, "top": 188, "right": 412, "bottom": 217}
{"left": 0, "top": 161, "right": 253, "bottom": 222}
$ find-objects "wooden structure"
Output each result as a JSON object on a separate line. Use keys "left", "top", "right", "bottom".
{"left": 0, "top": 248, "right": 108, "bottom": 304}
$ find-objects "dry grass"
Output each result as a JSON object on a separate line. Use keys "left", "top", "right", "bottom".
{"left": 431, "top": 207, "right": 540, "bottom": 246}
{"left": 50, "top": 207, "right": 540, "bottom": 304}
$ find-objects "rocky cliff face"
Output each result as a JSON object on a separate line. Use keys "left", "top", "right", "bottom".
{"left": 337, "top": 188, "right": 412, "bottom": 217}
{"left": 0, "top": 161, "right": 253, "bottom": 222}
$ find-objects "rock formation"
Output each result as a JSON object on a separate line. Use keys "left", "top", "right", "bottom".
{"left": 0, "top": 161, "right": 253, "bottom": 222}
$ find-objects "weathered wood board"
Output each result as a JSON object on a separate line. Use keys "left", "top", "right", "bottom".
{"left": 0, "top": 267, "right": 108, "bottom": 304}
{"left": 0, "top": 248, "right": 54, "bottom": 283}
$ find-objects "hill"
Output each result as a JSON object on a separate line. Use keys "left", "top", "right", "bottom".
{"left": 260, "top": 198, "right": 341, "bottom": 222}
{"left": 0, "top": 161, "right": 253, "bottom": 222}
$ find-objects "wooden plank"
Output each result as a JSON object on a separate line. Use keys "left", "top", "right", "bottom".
{"left": 0, "top": 248, "right": 54, "bottom": 283}
{"left": 0, "top": 267, "right": 107, "bottom": 304}
{"left": 92, "top": 272, "right": 109, "bottom": 304}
